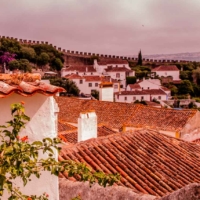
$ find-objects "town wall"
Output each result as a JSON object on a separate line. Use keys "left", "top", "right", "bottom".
{"left": 0, "top": 35, "right": 193, "bottom": 66}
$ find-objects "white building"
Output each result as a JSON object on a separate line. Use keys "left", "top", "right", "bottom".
{"left": 103, "top": 66, "right": 135, "bottom": 89}
{"left": 61, "top": 65, "right": 99, "bottom": 77}
{"left": 127, "top": 78, "right": 171, "bottom": 100}
{"left": 66, "top": 74, "right": 119, "bottom": 95}
{"left": 127, "top": 79, "right": 161, "bottom": 91}
{"left": 151, "top": 65, "right": 180, "bottom": 81}
{"left": 0, "top": 73, "right": 65, "bottom": 200}
{"left": 93, "top": 59, "right": 130, "bottom": 74}
{"left": 115, "top": 89, "right": 167, "bottom": 103}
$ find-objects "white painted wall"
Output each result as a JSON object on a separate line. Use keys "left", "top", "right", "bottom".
{"left": 153, "top": 71, "right": 180, "bottom": 80}
{"left": 61, "top": 68, "right": 99, "bottom": 77}
{"left": 72, "top": 78, "right": 101, "bottom": 94}
{"left": 115, "top": 94, "right": 149, "bottom": 103}
{"left": 0, "top": 94, "right": 59, "bottom": 200}
{"left": 78, "top": 111, "right": 97, "bottom": 142}
{"left": 99, "top": 87, "right": 114, "bottom": 102}
{"left": 138, "top": 80, "right": 161, "bottom": 90}
{"left": 150, "top": 94, "right": 167, "bottom": 101}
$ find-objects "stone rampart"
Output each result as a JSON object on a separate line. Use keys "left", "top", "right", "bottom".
{"left": 0, "top": 35, "right": 193, "bottom": 64}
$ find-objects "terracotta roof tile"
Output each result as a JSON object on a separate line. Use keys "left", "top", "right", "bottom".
{"left": 63, "top": 66, "right": 96, "bottom": 73}
{"left": 59, "top": 124, "right": 117, "bottom": 144}
{"left": 142, "top": 89, "right": 167, "bottom": 95}
{"left": 115, "top": 90, "right": 149, "bottom": 95}
{"left": 105, "top": 67, "right": 132, "bottom": 72}
{"left": 98, "top": 59, "right": 128, "bottom": 65}
{"left": 65, "top": 74, "right": 83, "bottom": 79}
{"left": 59, "top": 130, "right": 200, "bottom": 197}
{"left": 55, "top": 97, "right": 197, "bottom": 132}
{"left": 128, "top": 84, "right": 141, "bottom": 90}
{"left": 152, "top": 65, "right": 179, "bottom": 72}
{"left": 0, "top": 73, "right": 65, "bottom": 98}
{"left": 58, "top": 120, "right": 77, "bottom": 132}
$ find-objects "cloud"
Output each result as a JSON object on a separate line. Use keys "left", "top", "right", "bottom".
{"left": 0, "top": 0, "right": 200, "bottom": 55}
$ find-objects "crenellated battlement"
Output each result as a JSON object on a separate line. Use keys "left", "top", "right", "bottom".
{"left": 0, "top": 35, "right": 193, "bottom": 64}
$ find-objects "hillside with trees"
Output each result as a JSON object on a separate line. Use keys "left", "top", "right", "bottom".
{"left": 0, "top": 38, "right": 64, "bottom": 73}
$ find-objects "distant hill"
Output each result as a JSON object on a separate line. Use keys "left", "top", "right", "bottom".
{"left": 131, "top": 52, "right": 200, "bottom": 62}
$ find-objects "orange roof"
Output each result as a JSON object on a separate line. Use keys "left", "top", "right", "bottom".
{"left": 65, "top": 74, "right": 83, "bottom": 79}
{"left": 152, "top": 65, "right": 179, "bottom": 71}
{"left": 0, "top": 73, "right": 65, "bottom": 98}
{"left": 55, "top": 97, "right": 197, "bottom": 132}
{"left": 128, "top": 83, "right": 141, "bottom": 90}
{"left": 59, "top": 129, "right": 200, "bottom": 197}
{"left": 98, "top": 58, "right": 128, "bottom": 65}
{"left": 105, "top": 66, "right": 132, "bottom": 72}
{"left": 63, "top": 65, "right": 96, "bottom": 73}
{"left": 59, "top": 124, "right": 117, "bottom": 144}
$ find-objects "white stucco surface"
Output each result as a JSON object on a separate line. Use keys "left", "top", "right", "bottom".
{"left": 78, "top": 111, "right": 97, "bottom": 142}
{"left": 0, "top": 94, "right": 59, "bottom": 200}
{"left": 99, "top": 87, "right": 114, "bottom": 102}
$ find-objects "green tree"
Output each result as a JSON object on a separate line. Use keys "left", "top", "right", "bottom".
{"left": 37, "top": 52, "right": 50, "bottom": 67}
{"left": 192, "top": 67, "right": 200, "bottom": 85}
{"left": 137, "top": 50, "right": 142, "bottom": 66}
{"left": 0, "top": 103, "right": 120, "bottom": 199}
{"left": 19, "top": 46, "right": 36, "bottom": 62}
{"left": 0, "top": 38, "right": 21, "bottom": 54}
{"left": 8, "top": 60, "right": 20, "bottom": 71}
{"left": 50, "top": 58, "right": 63, "bottom": 71}
{"left": 19, "top": 59, "right": 32, "bottom": 72}
{"left": 178, "top": 80, "right": 194, "bottom": 95}
{"left": 126, "top": 76, "right": 137, "bottom": 85}
{"left": 50, "top": 78, "right": 80, "bottom": 96}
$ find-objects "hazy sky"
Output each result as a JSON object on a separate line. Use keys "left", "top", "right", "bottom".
{"left": 1, "top": 0, "right": 200, "bottom": 55}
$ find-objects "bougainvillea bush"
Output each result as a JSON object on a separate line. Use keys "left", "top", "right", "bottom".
{"left": 0, "top": 102, "right": 120, "bottom": 200}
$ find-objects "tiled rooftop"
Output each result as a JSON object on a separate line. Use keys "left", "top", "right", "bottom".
{"left": 59, "top": 124, "right": 117, "bottom": 144}
{"left": 152, "top": 65, "right": 179, "bottom": 71}
{"left": 115, "top": 89, "right": 166, "bottom": 96}
{"left": 59, "top": 129, "right": 200, "bottom": 197}
{"left": 115, "top": 90, "right": 149, "bottom": 95}
{"left": 97, "top": 59, "right": 128, "bottom": 65}
{"left": 105, "top": 67, "right": 132, "bottom": 72}
{"left": 128, "top": 83, "right": 141, "bottom": 90}
{"left": 65, "top": 74, "right": 83, "bottom": 79}
{"left": 63, "top": 66, "right": 96, "bottom": 73}
{"left": 58, "top": 120, "right": 77, "bottom": 132}
{"left": 0, "top": 73, "right": 65, "bottom": 98}
{"left": 55, "top": 97, "right": 197, "bottom": 132}
{"left": 142, "top": 89, "right": 167, "bottom": 95}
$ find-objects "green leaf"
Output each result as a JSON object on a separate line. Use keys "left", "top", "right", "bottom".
{"left": 32, "top": 141, "right": 43, "bottom": 146}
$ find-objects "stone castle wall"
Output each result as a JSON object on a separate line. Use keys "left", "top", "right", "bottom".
{"left": 0, "top": 35, "right": 193, "bottom": 66}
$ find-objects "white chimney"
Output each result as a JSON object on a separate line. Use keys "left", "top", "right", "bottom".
{"left": 99, "top": 82, "right": 114, "bottom": 102}
{"left": 78, "top": 111, "right": 97, "bottom": 142}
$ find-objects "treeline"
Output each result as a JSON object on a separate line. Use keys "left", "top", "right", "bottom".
{"left": 128, "top": 60, "right": 200, "bottom": 98}
{"left": 0, "top": 38, "right": 64, "bottom": 72}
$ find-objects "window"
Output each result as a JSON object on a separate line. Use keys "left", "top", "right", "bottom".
{"left": 158, "top": 96, "right": 161, "bottom": 100}
{"left": 116, "top": 73, "right": 120, "bottom": 78}
{"left": 95, "top": 83, "right": 98, "bottom": 87}
{"left": 133, "top": 96, "right": 136, "bottom": 100}
{"left": 76, "top": 72, "right": 78, "bottom": 75}
{"left": 148, "top": 87, "right": 149, "bottom": 89}
{"left": 91, "top": 72, "right": 93, "bottom": 75}
{"left": 80, "top": 80, "right": 83, "bottom": 84}
{"left": 141, "top": 96, "right": 144, "bottom": 100}
{"left": 124, "top": 97, "right": 127, "bottom": 101}
{"left": 88, "top": 83, "right": 92, "bottom": 87}
{"left": 116, "top": 65, "right": 118, "bottom": 67}
{"left": 114, "top": 85, "right": 118, "bottom": 89}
